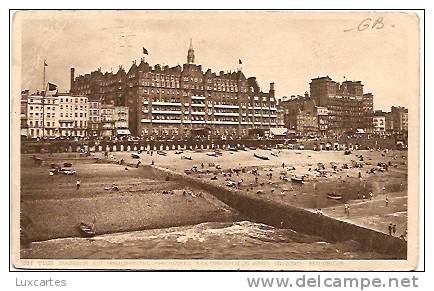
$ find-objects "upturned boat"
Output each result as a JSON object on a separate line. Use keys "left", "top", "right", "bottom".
{"left": 254, "top": 153, "right": 269, "bottom": 160}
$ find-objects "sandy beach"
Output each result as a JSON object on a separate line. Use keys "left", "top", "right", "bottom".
{"left": 20, "top": 148, "right": 408, "bottom": 259}
{"left": 108, "top": 148, "right": 408, "bottom": 236}
{"left": 20, "top": 155, "right": 239, "bottom": 244}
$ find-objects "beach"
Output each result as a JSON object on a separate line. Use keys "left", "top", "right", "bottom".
{"left": 109, "top": 148, "right": 408, "bottom": 236}
{"left": 20, "top": 148, "right": 408, "bottom": 259}
{"left": 20, "top": 154, "right": 239, "bottom": 244}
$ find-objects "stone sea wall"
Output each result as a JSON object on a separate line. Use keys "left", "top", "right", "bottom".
{"left": 147, "top": 165, "right": 407, "bottom": 259}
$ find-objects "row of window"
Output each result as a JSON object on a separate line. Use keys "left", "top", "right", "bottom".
{"left": 59, "top": 112, "right": 87, "bottom": 118}
{"left": 59, "top": 98, "right": 88, "bottom": 103}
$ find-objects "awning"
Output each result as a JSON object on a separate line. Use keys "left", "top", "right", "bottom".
{"left": 116, "top": 129, "right": 131, "bottom": 135}
{"left": 270, "top": 127, "right": 288, "bottom": 136}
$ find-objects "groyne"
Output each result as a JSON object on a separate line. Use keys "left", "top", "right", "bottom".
{"left": 147, "top": 165, "right": 407, "bottom": 258}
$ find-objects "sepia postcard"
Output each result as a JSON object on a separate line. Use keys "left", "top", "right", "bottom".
{"left": 10, "top": 10, "right": 421, "bottom": 270}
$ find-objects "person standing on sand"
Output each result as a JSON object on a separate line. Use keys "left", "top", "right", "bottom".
{"left": 388, "top": 223, "right": 393, "bottom": 235}
{"left": 392, "top": 224, "right": 397, "bottom": 235}
{"left": 76, "top": 179, "right": 81, "bottom": 190}
{"left": 385, "top": 195, "right": 389, "bottom": 206}
{"left": 344, "top": 203, "right": 348, "bottom": 215}
{"left": 346, "top": 205, "right": 350, "bottom": 216}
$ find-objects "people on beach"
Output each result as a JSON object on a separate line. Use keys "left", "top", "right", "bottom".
{"left": 369, "top": 192, "right": 373, "bottom": 200}
{"left": 392, "top": 224, "right": 397, "bottom": 235}
{"left": 76, "top": 179, "right": 81, "bottom": 190}
{"left": 401, "top": 228, "right": 408, "bottom": 240}
{"left": 111, "top": 184, "right": 119, "bottom": 191}
{"left": 388, "top": 223, "right": 393, "bottom": 235}
{"left": 385, "top": 195, "right": 389, "bottom": 206}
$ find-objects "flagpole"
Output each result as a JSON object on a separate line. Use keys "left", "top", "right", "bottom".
{"left": 42, "top": 82, "right": 50, "bottom": 138}
{"left": 42, "top": 60, "right": 47, "bottom": 137}
{"left": 43, "top": 59, "right": 46, "bottom": 94}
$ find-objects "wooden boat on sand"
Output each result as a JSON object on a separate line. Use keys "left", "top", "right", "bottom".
{"left": 254, "top": 153, "right": 269, "bottom": 160}
{"left": 77, "top": 222, "right": 96, "bottom": 237}
{"left": 327, "top": 192, "right": 343, "bottom": 200}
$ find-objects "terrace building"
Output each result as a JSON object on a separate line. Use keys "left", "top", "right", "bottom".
{"left": 88, "top": 100, "right": 101, "bottom": 138}
{"left": 57, "top": 94, "right": 88, "bottom": 137}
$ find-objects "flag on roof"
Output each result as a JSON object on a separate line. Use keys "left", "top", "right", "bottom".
{"left": 47, "top": 82, "right": 57, "bottom": 91}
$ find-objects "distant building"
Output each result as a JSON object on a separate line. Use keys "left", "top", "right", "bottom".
{"left": 26, "top": 94, "right": 44, "bottom": 138}
{"left": 279, "top": 94, "right": 318, "bottom": 136}
{"left": 58, "top": 94, "right": 88, "bottom": 137}
{"left": 100, "top": 104, "right": 115, "bottom": 137}
{"left": 88, "top": 100, "right": 101, "bottom": 138}
{"left": 100, "top": 104, "right": 130, "bottom": 137}
{"left": 20, "top": 90, "right": 29, "bottom": 137}
{"left": 373, "top": 110, "right": 386, "bottom": 134}
{"left": 113, "top": 106, "right": 130, "bottom": 136}
{"left": 296, "top": 109, "right": 318, "bottom": 137}
{"left": 23, "top": 92, "right": 88, "bottom": 138}
{"left": 391, "top": 106, "right": 408, "bottom": 132}
{"left": 315, "top": 106, "right": 329, "bottom": 136}
{"left": 310, "top": 76, "right": 374, "bottom": 134}
{"left": 385, "top": 111, "right": 394, "bottom": 132}
{"left": 43, "top": 94, "right": 60, "bottom": 137}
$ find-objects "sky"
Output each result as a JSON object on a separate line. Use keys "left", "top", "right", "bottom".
{"left": 16, "top": 11, "right": 420, "bottom": 110}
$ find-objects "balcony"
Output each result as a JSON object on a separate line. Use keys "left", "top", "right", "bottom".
{"left": 214, "top": 104, "right": 239, "bottom": 109}
{"left": 214, "top": 112, "right": 240, "bottom": 117}
{"left": 151, "top": 110, "right": 182, "bottom": 115}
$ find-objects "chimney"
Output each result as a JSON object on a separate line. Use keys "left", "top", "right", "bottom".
{"left": 70, "top": 67, "right": 75, "bottom": 92}
{"left": 269, "top": 82, "right": 275, "bottom": 97}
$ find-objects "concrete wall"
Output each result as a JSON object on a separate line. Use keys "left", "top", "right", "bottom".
{"left": 146, "top": 165, "right": 407, "bottom": 258}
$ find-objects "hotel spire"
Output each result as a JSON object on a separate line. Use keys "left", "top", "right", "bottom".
{"left": 187, "top": 38, "right": 195, "bottom": 64}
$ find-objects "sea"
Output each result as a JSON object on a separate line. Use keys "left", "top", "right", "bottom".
{"left": 22, "top": 221, "right": 392, "bottom": 260}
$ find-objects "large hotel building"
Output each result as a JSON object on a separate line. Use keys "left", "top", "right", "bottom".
{"left": 310, "top": 76, "right": 374, "bottom": 134}
{"left": 71, "top": 41, "right": 278, "bottom": 138}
